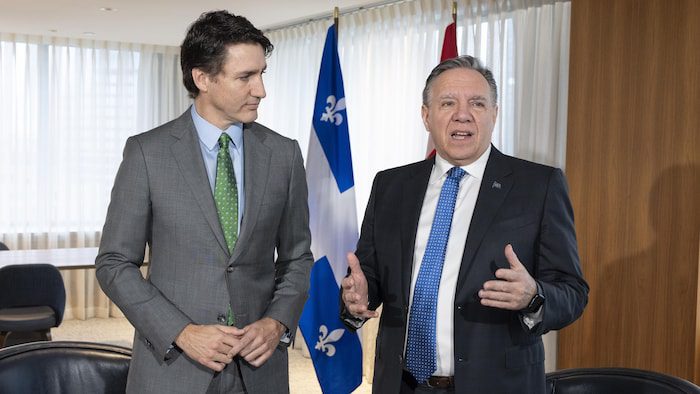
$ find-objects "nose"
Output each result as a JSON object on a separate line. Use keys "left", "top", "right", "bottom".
{"left": 253, "top": 76, "right": 266, "bottom": 99}
{"left": 453, "top": 102, "right": 473, "bottom": 123}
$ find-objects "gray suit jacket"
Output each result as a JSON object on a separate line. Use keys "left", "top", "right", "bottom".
{"left": 96, "top": 109, "right": 313, "bottom": 393}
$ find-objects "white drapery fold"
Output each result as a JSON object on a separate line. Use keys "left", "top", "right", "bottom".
{"left": 259, "top": 0, "right": 571, "bottom": 376}
{"left": 0, "top": 34, "right": 189, "bottom": 319}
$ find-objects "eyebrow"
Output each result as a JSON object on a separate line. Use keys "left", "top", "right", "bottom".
{"left": 234, "top": 66, "right": 267, "bottom": 77}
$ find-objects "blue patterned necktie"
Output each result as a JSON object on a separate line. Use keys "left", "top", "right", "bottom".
{"left": 214, "top": 133, "right": 238, "bottom": 326}
{"left": 406, "top": 166, "right": 466, "bottom": 383}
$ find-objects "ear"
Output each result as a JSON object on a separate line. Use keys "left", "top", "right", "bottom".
{"left": 192, "top": 68, "right": 210, "bottom": 94}
{"left": 421, "top": 104, "right": 430, "bottom": 131}
{"left": 492, "top": 104, "right": 499, "bottom": 123}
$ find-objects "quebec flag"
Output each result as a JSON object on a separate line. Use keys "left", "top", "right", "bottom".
{"left": 299, "top": 25, "right": 362, "bottom": 394}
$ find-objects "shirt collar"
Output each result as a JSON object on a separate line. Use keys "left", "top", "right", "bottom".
{"left": 190, "top": 105, "right": 244, "bottom": 151}
{"left": 431, "top": 144, "right": 492, "bottom": 184}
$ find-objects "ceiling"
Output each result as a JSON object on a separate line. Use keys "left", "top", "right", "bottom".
{"left": 0, "top": 0, "right": 390, "bottom": 46}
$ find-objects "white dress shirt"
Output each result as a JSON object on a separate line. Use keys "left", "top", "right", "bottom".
{"left": 406, "top": 145, "right": 491, "bottom": 376}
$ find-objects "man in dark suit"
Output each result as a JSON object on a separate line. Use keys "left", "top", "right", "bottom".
{"left": 96, "top": 11, "right": 312, "bottom": 393}
{"left": 341, "top": 56, "right": 588, "bottom": 393}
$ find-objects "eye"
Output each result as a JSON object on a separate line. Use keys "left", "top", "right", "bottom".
{"left": 238, "top": 72, "right": 256, "bottom": 81}
{"left": 440, "top": 101, "right": 455, "bottom": 108}
{"left": 470, "top": 100, "right": 488, "bottom": 111}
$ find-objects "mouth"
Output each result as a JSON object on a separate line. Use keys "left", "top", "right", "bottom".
{"left": 450, "top": 130, "right": 474, "bottom": 140}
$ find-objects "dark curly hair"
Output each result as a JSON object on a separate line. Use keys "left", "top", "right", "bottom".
{"left": 180, "top": 10, "right": 273, "bottom": 98}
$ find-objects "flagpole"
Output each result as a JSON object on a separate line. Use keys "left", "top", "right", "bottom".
{"left": 452, "top": 1, "right": 457, "bottom": 24}
{"left": 334, "top": 6, "right": 339, "bottom": 44}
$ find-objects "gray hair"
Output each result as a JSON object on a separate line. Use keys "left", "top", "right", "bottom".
{"left": 422, "top": 55, "right": 498, "bottom": 105}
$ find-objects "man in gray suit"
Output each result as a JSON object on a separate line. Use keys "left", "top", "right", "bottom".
{"left": 96, "top": 11, "right": 313, "bottom": 393}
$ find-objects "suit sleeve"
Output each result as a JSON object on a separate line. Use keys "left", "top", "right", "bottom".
{"left": 264, "top": 141, "right": 314, "bottom": 334}
{"left": 533, "top": 168, "right": 589, "bottom": 335}
{"left": 340, "top": 172, "right": 383, "bottom": 330}
{"left": 95, "top": 136, "right": 192, "bottom": 359}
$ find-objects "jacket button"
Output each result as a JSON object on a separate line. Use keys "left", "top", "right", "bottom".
{"left": 457, "top": 305, "right": 462, "bottom": 310}
{"left": 226, "top": 266, "right": 234, "bottom": 273}
{"left": 457, "top": 357, "right": 464, "bottom": 362}
{"left": 217, "top": 314, "right": 226, "bottom": 324}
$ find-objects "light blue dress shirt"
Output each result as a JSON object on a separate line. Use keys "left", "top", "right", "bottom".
{"left": 190, "top": 105, "right": 245, "bottom": 233}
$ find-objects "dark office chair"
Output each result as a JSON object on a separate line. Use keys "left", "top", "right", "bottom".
{"left": 0, "top": 264, "right": 66, "bottom": 347}
{"left": 0, "top": 241, "right": 8, "bottom": 250}
{"left": 0, "top": 341, "right": 131, "bottom": 394}
{"left": 547, "top": 367, "right": 700, "bottom": 393}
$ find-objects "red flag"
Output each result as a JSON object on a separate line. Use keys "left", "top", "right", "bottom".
{"left": 440, "top": 22, "right": 458, "bottom": 61}
{"left": 427, "top": 22, "right": 458, "bottom": 158}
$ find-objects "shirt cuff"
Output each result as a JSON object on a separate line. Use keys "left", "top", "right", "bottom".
{"left": 521, "top": 305, "right": 544, "bottom": 330}
{"left": 280, "top": 330, "right": 292, "bottom": 344}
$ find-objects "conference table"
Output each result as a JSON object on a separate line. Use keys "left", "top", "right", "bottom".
{"left": 0, "top": 247, "right": 100, "bottom": 270}
{"left": 0, "top": 247, "right": 148, "bottom": 270}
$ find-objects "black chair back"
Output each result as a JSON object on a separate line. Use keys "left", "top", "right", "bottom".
{"left": 547, "top": 367, "right": 700, "bottom": 394}
{"left": 0, "top": 263, "right": 66, "bottom": 325}
{"left": 0, "top": 341, "right": 131, "bottom": 394}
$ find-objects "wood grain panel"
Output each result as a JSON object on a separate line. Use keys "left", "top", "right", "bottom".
{"left": 559, "top": 0, "right": 700, "bottom": 382}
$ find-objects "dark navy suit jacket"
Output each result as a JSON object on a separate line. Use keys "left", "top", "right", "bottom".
{"left": 345, "top": 146, "right": 588, "bottom": 394}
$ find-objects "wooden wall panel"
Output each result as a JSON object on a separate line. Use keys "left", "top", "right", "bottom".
{"left": 559, "top": 0, "right": 700, "bottom": 382}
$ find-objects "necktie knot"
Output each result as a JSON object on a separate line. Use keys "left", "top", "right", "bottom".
{"left": 447, "top": 166, "right": 466, "bottom": 181}
{"left": 218, "top": 133, "right": 232, "bottom": 152}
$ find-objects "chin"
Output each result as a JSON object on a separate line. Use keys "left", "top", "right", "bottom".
{"left": 241, "top": 112, "right": 258, "bottom": 124}
{"left": 234, "top": 116, "right": 255, "bottom": 124}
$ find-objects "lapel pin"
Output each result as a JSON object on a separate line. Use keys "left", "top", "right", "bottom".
{"left": 492, "top": 181, "right": 501, "bottom": 189}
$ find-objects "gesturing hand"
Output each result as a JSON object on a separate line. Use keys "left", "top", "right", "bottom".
{"left": 340, "top": 253, "right": 378, "bottom": 319}
{"left": 479, "top": 244, "right": 537, "bottom": 311}
{"left": 175, "top": 324, "right": 245, "bottom": 371}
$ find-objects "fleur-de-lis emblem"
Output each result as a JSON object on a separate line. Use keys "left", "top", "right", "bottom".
{"left": 315, "top": 325, "right": 344, "bottom": 357}
{"left": 320, "top": 95, "right": 346, "bottom": 126}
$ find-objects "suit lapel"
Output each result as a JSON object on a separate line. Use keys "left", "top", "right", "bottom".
{"left": 231, "top": 123, "right": 271, "bottom": 262}
{"left": 169, "top": 111, "right": 229, "bottom": 255}
{"left": 455, "top": 147, "right": 513, "bottom": 294}
{"left": 400, "top": 159, "right": 434, "bottom": 305}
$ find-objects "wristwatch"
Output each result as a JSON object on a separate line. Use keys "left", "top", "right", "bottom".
{"left": 522, "top": 282, "right": 545, "bottom": 314}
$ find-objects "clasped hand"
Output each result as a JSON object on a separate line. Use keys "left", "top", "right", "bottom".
{"left": 175, "top": 317, "right": 285, "bottom": 371}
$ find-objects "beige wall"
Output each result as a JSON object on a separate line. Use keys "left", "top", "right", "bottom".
{"left": 558, "top": 0, "right": 700, "bottom": 382}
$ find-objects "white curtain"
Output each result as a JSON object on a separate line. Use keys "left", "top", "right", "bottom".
{"left": 0, "top": 34, "right": 190, "bottom": 319}
{"left": 258, "top": 0, "right": 571, "bottom": 375}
